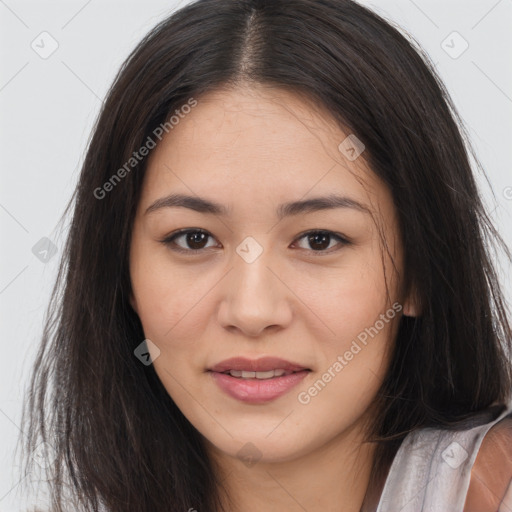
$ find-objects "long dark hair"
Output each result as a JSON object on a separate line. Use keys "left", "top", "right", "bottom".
{"left": 20, "top": 0, "right": 512, "bottom": 510}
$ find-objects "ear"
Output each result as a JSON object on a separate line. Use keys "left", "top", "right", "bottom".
{"left": 402, "top": 285, "right": 421, "bottom": 317}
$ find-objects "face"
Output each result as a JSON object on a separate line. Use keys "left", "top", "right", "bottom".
{"left": 129, "top": 84, "right": 414, "bottom": 466}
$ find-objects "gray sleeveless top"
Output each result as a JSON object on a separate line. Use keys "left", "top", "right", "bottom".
{"left": 376, "top": 399, "right": 512, "bottom": 511}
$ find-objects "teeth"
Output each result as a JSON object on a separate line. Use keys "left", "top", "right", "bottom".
{"left": 227, "top": 369, "right": 290, "bottom": 379}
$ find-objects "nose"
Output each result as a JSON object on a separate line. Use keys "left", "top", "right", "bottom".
{"left": 217, "top": 250, "right": 293, "bottom": 338}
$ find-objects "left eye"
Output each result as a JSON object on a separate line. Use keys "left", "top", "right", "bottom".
{"left": 293, "top": 230, "right": 349, "bottom": 253}
{"left": 160, "top": 229, "right": 349, "bottom": 254}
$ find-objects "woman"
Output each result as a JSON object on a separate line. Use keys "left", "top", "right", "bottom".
{"left": 20, "top": 0, "right": 512, "bottom": 510}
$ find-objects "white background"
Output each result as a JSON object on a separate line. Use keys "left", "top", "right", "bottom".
{"left": 1, "top": 0, "right": 511, "bottom": 510}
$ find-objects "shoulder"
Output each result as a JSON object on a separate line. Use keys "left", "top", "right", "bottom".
{"left": 463, "top": 415, "right": 512, "bottom": 512}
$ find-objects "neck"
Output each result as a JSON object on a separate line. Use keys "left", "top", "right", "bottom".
{"left": 359, "top": 456, "right": 392, "bottom": 512}
{"left": 208, "top": 425, "right": 383, "bottom": 512}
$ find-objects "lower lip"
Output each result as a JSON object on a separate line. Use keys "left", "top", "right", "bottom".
{"left": 209, "top": 370, "right": 310, "bottom": 403}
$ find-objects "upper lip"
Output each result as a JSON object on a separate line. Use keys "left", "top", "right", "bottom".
{"left": 209, "top": 357, "right": 310, "bottom": 373}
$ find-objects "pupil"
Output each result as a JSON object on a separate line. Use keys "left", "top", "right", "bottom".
{"left": 309, "top": 233, "right": 329, "bottom": 250}
{"left": 187, "top": 232, "right": 207, "bottom": 249}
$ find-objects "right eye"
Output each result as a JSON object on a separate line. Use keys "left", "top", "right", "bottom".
{"left": 160, "top": 229, "right": 220, "bottom": 254}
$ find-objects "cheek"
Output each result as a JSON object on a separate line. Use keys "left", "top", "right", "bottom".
{"left": 292, "top": 251, "right": 393, "bottom": 344}
{"left": 130, "top": 256, "right": 209, "bottom": 399}
{"left": 130, "top": 244, "right": 202, "bottom": 342}
{"left": 290, "top": 251, "right": 399, "bottom": 404}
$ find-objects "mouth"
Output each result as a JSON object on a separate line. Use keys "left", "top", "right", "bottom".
{"left": 208, "top": 356, "right": 311, "bottom": 375}
{"left": 207, "top": 356, "right": 312, "bottom": 403}
{"left": 215, "top": 368, "right": 309, "bottom": 380}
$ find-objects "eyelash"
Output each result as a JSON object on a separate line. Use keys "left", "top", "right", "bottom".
{"left": 159, "top": 229, "right": 350, "bottom": 256}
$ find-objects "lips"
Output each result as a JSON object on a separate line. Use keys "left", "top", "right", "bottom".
{"left": 208, "top": 356, "right": 310, "bottom": 374}
{"left": 208, "top": 357, "right": 312, "bottom": 403}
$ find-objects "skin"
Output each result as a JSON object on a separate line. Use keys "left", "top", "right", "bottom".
{"left": 129, "top": 83, "right": 418, "bottom": 512}
{"left": 464, "top": 417, "right": 512, "bottom": 511}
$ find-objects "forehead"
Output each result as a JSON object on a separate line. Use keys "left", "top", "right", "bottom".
{"left": 140, "top": 85, "right": 391, "bottom": 217}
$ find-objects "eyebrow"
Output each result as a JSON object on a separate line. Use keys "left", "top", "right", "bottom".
{"left": 144, "top": 193, "right": 370, "bottom": 219}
